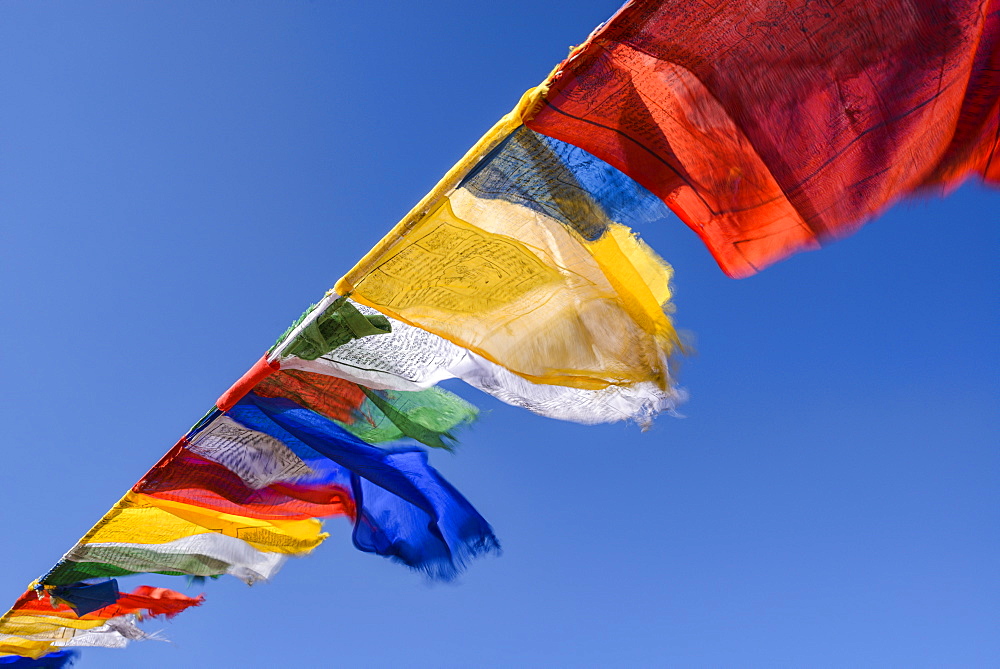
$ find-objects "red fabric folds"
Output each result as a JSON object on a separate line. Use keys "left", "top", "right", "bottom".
{"left": 253, "top": 369, "right": 366, "bottom": 424}
{"left": 12, "top": 586, "right": 203, "bottom": 621}
{"left": 528, "top": 0, "right": 999, "bottom": 277}
{"left": 133, "top": 443, "right": 354, "bottom": 520}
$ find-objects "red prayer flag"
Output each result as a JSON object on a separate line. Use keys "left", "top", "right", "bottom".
{"left": 528, "top": 0, "right": 999, "bottom": 276}
{"left": 11, "top": 586, "right": 203, "bottom": 621}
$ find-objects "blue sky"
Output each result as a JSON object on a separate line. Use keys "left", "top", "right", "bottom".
{"left": 1, "top": 2, "right": 997, "bottom": 666}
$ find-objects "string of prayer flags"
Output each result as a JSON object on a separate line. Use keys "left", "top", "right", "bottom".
{"left": 5, "top": 0, "right": 995, "bottom": 663}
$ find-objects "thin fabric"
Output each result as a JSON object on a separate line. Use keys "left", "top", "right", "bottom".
{"left": 4, "top": 0, "right": 996, "bottom": 664}
{"left": 527, "top": 0, "right": 999, "bottom": 276}
{"left": 1, "top": 330, "right": 501, "bottom": 659}
{"left": 336, "top": 97, "right": 685, "bottom": 397}
{"left": 0, "top": 583, "right": 201, "bottom": 660}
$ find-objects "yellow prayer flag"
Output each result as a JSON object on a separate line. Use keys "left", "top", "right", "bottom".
{"left": 78, "top": 493, "right": 328, "bottom": 555}
{"left": 338, "top": 86, "right": 681, "bottom": 391}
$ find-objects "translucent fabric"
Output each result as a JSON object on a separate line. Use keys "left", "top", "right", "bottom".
{"left": 282, "top": 300, "right": 683, "bottom": 426}
{"left": 527, "top": 0, "right": 1000, "bottom": 276}
{"left": 338, "top": 89, "right": 682, "bottom": 392}
{"left": 0, "top": 586, "right": 200, "bottom": 659}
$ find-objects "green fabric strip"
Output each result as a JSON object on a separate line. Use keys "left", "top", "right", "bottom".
{"left": 43, "top": 561, "right": 193, "bottom": 586}
{"left": 42, "top": 545, "right": 236, "bottom": 585}
{"left": 269, "top": 301, "right": 316, "bottom": 355}
{"left": 345, "top": 387, "right": 478, "bottom": 450}
{"left": 281, "top": 296, "right": 391, "bottom": 361}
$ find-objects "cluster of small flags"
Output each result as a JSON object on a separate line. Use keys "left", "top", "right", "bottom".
{"left": 3, "top": 0, "right": 994, "bottom": 664}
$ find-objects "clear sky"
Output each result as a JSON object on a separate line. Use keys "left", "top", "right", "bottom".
{"left": 0, "top": 2, "right": 997, "bottom": 667}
